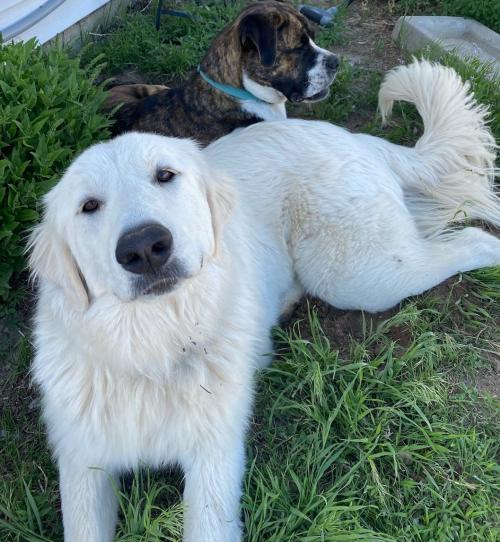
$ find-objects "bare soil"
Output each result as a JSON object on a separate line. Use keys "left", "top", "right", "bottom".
{"left": 334, "top": 1, "right": 403, "bottom": 70}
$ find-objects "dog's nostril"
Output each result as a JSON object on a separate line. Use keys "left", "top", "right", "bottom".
{"left": 124, "top": 253, "right": 141, "bottom": 265}
{"left": 326, "top": 55, "right": 339, "bottom": 71}
{"left": 152, "top": 241, "right": 167, "bottom": 254}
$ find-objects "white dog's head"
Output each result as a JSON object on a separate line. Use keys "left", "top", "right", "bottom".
{"left": 28, "top": 133, "right": 234, "bottom": 309}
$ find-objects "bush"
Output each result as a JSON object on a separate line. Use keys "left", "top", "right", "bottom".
{"left": 0, "top": 39, "right": 111, "bottom": 300}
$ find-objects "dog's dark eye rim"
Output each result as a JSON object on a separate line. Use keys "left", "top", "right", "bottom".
{"left": 81, "top": 199, "right": 101, "bottom": 213}
{"left": 282, "top": 34, "right": 314, "bottom": 54}
{"left": 282, "top": 45, "right": 306, "bottom": 54}
{"left": 156, "top": 168, "right": 178, "bottom": 184}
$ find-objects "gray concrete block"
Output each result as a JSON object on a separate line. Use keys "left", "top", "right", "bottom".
{"left": 393, "top": 16, "right": 500, "bottom": 75}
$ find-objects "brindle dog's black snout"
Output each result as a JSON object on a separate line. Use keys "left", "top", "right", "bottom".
{"left": 116, "top": 223, "right": 173, "bottom": 275}
{"left": 325, "top": 54, "right": 339, "bottom": 73}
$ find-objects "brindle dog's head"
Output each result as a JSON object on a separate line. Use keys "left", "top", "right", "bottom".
{"left": 202, "top": 1, "right": 339, "bottom": 104}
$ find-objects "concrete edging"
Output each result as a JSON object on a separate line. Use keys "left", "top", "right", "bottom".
{"left": 393, "top": 15, "right": 500, "bottom": 75}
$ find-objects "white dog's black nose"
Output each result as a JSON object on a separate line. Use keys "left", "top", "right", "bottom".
{"left": 116, "top": 223, "right": 173, "bottom": 275}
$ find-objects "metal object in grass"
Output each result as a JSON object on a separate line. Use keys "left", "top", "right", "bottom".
{"left": 155, "top": 0, "right": 199, "bottom": 30}
{"left": 299, "top": 0, "right": 356, "bottom": 27}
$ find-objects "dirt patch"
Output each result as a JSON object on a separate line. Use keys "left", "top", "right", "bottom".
{"left": 336, "top": 1, "right": 405, "bottom": 131}
{"left": 285, "top": 275, "right": 468, "bottom": 348}
{"left": 287, "top": 277, "right": 499, "bottom": 398}
{"left": 283, "top": 298, "right": 399, "bottom": 355}
{"left": 334, "top": 0, "right": 404, "bottom": 71}
{"left": 474, "top": 360, "right": 500, "bottom": 398}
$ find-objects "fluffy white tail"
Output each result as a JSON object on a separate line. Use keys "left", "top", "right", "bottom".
{"left": 378, "top": 59, "right": 499, "bottom": 237}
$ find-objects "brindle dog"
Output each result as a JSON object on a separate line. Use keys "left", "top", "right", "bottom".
{"left": 106, "top": 1, "right": 339, "bottom": 146}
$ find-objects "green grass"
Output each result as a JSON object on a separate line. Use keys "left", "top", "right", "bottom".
{"left": 1, "top": 1, "right": 499, "bottom": 541}
{"left": 2, "top": 284, "right": 499, "bottom": 541}
{"left": 314, "top": 6, "right": 349, "bottom": 49}
{"left": 80, "top": 0, "right": 246, "bottom": 82}
{"left": 245, "top": 308, "right": 499, "bottom": 541}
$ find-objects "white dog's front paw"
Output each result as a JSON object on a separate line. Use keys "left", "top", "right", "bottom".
{"left": 458, "top": 227, "right": 500, "bottom": 270}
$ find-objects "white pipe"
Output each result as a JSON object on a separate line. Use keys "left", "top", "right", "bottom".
{"left": 1, "top": 0, "right": 65, "bottom": 41}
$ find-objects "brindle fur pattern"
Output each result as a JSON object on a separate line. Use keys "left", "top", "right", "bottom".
{"left": 108, "top": 1, "right": 335, "bottom": 146}
{"left": 104, "top": 83, "right": 169, "bottom": 110}
{"left": 238, "top": 3, "right": 321, "bottom": 102}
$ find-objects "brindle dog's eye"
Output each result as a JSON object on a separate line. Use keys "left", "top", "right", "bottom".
{"left": 301, "top": 33, "right": 309, "bottom": 45}
{"left": 82, "top": 199, "right": 100, "bottom": 213}
{"left": 156, "top": 169, "right": 177, "bottom": 183}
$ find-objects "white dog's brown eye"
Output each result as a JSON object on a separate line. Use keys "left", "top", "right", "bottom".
{"left": 156, "top": 169, "right": 176, "bottom": 183}
{"left": 82, "top": 199, "right": 100, "bottom": 213}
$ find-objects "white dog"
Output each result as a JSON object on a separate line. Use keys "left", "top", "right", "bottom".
{"left": 29, "top": 60, "right": 500, "bottom": 541}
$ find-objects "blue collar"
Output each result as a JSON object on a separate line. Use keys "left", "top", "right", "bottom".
{"left": 197, "top": 66, "right": 263, "bottom": 103}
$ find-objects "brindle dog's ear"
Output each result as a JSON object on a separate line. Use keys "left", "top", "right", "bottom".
{"left": 239, "top": 13, "right": 277, "bottom": 68}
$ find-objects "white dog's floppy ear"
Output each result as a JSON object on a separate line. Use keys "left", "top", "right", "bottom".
{"left": 27, "top": 218, "right": 89, "bottom": 310}
{"left": 206, "top": 173, "right": 236, "bottom": 257}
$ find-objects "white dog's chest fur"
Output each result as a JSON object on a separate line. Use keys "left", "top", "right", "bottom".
{"left": 37, "top": 298, "right": 257, "bottom": 470}
{"left": 46, "top": 359, "right": 244, "bottom": 468}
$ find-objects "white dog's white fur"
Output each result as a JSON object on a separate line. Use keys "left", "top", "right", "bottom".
{"left": 29, "top": 61, "right": 500, "bottom": 541}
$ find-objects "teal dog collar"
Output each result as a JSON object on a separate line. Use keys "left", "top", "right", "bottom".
{"left": 198, "top": 66, "right": 263, "bottom": 103}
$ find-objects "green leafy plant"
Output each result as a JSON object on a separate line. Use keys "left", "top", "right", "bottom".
{"left": 0, "top": 39, "right": 112, "bottom": 300}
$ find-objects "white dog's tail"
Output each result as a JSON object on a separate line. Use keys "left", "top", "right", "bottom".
{"left": 378, "top": 59, "right": 499, "bottom": 237}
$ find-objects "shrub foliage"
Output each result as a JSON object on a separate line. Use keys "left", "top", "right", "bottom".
{"left": 0, "top": 39, "right": 111, "bottom": 299}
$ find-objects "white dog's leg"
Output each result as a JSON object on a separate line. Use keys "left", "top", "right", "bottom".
{"left": 59, "top": 458, "right": 118, "bottom": 542}
{"left": 298, "top": 227, "right": 500, "bottom": 313}
{"left": 182, "top": 440, "right": 244, "bottom": 542}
